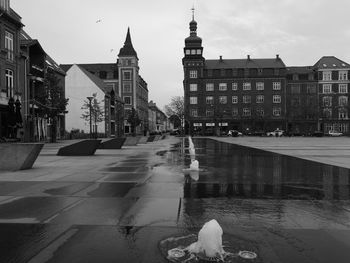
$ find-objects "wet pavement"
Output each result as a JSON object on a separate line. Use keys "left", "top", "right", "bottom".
{"left": 1, "top": 137, "right": 350, "bottom": 262}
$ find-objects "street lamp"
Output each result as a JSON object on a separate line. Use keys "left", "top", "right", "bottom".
{"left": 87, "top": 96, "right": 93, "bottom": 138}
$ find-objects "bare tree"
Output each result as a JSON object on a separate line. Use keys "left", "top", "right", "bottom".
{"left": 164, "top": 96, "right": 184, "bottom": 129}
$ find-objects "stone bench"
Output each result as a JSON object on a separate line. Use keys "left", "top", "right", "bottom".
{"left": 57, "top": 139, "right": 101, "bottom": 156}
{"left": 138, "top": 136, "right": 148, "bottom": 144}
{"left": 0, "top": 143, "right": 44, "bottom": 171}
{"left": 99, "top": 138, "right": 126, "bottom": 149}
{"left": 123, "top": 136, "right": 141, "bottom": 146}
{"left": 147, "top": 135, "right": 156, "bottom": 142}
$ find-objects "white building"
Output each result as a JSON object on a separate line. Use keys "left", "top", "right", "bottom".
{"left": 65, "top": 64, "right": 106, "bottom": 134}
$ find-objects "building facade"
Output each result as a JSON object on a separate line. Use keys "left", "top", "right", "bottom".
{"left": 0, "top": 0, "right": 23, "bottom": 139}
{"left": 148, "top": 100, "right": 169, "bottom": 133}
{"left": 183, "top": 15, "right": 287, "bottom": 136}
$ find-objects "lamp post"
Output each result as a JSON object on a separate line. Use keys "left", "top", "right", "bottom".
{"left": 87, "top": 96, "right": 93, "bottom": 138}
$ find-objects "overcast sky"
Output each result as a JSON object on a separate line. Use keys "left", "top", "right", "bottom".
{"left": 12, "top": 0, "right": 350, "bottom": 110}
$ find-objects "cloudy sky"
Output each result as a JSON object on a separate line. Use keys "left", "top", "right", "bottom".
{"left": 12, "top": 0, "right": 350, "bottom": 109}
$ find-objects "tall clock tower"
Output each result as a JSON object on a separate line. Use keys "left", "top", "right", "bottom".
{"left": 182, "top": 9, "right": 205, "bottom": 134}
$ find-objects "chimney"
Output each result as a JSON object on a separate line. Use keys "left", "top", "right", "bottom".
{"left": 247, "top": 55, "right": 250, "bottom": 60}
{"left": 276, "top": 54, "right": 280, "bottom": 59}
{"left": 219, "top": 55, "right": 223, "bottom": 61}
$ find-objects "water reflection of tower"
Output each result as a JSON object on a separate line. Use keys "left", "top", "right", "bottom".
{"left": 243, "top": 154, "right": 252, "bottom": 197}
{"left": 322, "top": 165, "right": 333, "bottom": 200}
{"left": 273, "top": 155, "right": 282, "bottom": 196}
{"left": 338, "top": 167, "right": 349, "bottom": 200}
{"left": 256, "top": 156, "right": 265, "bottom": 197}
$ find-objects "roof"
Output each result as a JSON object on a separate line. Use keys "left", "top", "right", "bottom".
{"left": 286, "top": 66, "right": 315, "bottom": 74}
{"left": 314, "top": 56, "right": 350, "bottom": 69}
{"left": 118, "top": 27, "right": 138, "bottom": 58}
{"left": 76, "top": 65, "right": 107, "bottom": 93}
{"left": 60, "top": 63, "right": 118, "bottom": 73}
{"left": 205, "top": 57, "right": 286, "bottom": 69}
{"left": 46, "top": 54, "right": 66, "bottom": 75}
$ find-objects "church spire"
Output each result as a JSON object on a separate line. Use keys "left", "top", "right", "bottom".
{"left": 118, "top": 27, "right": 138, "bottom": 59}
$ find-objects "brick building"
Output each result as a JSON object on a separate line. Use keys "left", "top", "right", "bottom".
{"left": 182, "top": 14, "right": 287, "bottom": 135}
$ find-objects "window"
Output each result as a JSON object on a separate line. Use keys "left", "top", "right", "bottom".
{"left": 5, "top": 31, "right": 13, "bottom": 61}
{"left": 273, "top": 82, "right": 281, "bottom": 90}
{"left": 206, "top": 96, "right": 214, "bottom": 104}
{"left": 123, "top": 71, "right": 131, "bottom": 80}
{"left": 1, "top": 0, "right": 9, "bottom": 11}
{"left": 243, "top": 82, "right": 251, "bottom": 90}
{"left": 190, "top": 84, "right": 198, "bottom": 91}
{"left": 243, "top": 108, "right": 251, "bottom": 117}
{"left": 123, "top": 82, "right": 132, "bottom": 93}
{"left": 339, "top": 109, "right": 348, "bottom": 119}
{"left": 307, "top": 84, "right": 316, "bottom": 94}
{"left": 206, "top": 83, "right": 214, "bottom": 91}
{"left": 339, "top": 71, "right": 348, "bottom": 81}
{"left": 273, "top": 107, "right": 281, "bottom": 116}
{"left": 190, "top": 96, "right": 197, "bottom": 104}
{"left": 323, "top": 108, "right": 332, "bottom": 118}
{"left": 243, "top": 95, "right": 251, "bottom": 103}
{"left": 256, "top": 82, "right": 264, "bottom": 90}
{"left": 323, "top": 84, "right": 332, "bottom": 94}
{"left": 323, "top": 96, "right": 332, "bottom": 107}
{"left": 206, "top": 109, "right": 214, "bottom": 117}
{"left": 256, "top": 108, "right": 264, "bottom": 116}
{"left": 232, "top": 108, "right": 239, "bottom": 117}
{"left": 191, "top": 50, "right": 196, "bottom": 55}
{"left": 323, "top": 71, "right": 332, "bottom": 81}
{"left": 291, "top": 84, "right": 300, "bottom": 94}
{"left": 197, "top": 49, "right": 202, "bottom": 55}
{"left": 190, "top": 109, "right": 198, "bottom": 117}
{"left": 219, "top": 96, "right": 227, "bottom": 104}
{"left": 273, "top": 95, "right": 281, "bottom": 103}
{"left": 339, "top": 96, "right": 348, "bottom": 106}
{"left": 185, "top": 50, "right": 190, "bottom": 55}
{"left": 189, "top": 70, "right": 197, "bottom": 78}
{"left": 339, "top": 84, "right": 348, "bottom": 93}
{"left": 256, "top": 95, "right": 264, "bottom": 103}
{"left": 232, "top": 83, "right": 238, "bottom": 91}
{"left": 124, "top": 96, "right": 131, "bottom": 105}
{"left": 219, "top": 83, "right": 227, "bottom": 91}
{"left": 258, "top": 68, "right": 263, "bottom": 76}
{"left": 5, "top": 69, "right": 13, "bottom": 97}
{"left": 232, "top": 96, "right": 238, "bottom": 104}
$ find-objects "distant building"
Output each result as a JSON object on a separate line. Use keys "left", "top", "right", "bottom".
{"left": 148, "top": 100, "right": 168, "bottom": 133}
{"left": 182, "top": 13, "right": 287, "bottom": 135}
{"left": 61, "top": 28, "right": 148, "bottom": 137}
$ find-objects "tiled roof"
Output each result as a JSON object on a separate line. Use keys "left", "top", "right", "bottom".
{"left": 60, "top": 64, "right": 73, "bottom": 72}
{"left": 314, "top": 56, "right": 350, "bottom": 69}
{"left": 77, "top": 65, "right": 106, "bottom": 93}
{"left": 205, "top": 57, "right": 286, "bottom": 69}
{"left": 286, "top": 66, "right": 315, "bottom": 74}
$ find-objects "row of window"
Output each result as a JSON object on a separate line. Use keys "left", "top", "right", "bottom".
{"left": 322, "top": 71, "right": 348, "bottom": 81}
{"left": 322, "top": 96, "right": 348, "bottom": 107}
{"left": 322, "top": 108, "right": 348, "bottom": 119}
{"left": 190, "top": 107, "right": 282, "bottom": 117}
{"left": 189, "top": 82, "right": 282, "bottom": 92}
{"left": 290, "top": 84, "right": 317, "bottom": 94}
{"left": 190, "top": 95, "right": 282, "bottom": 105}
{"left": 322, "top": 84, "right": 348, "bottom": 93}
{"left": 185, "top": 49, "right": 202, "bottom": 55}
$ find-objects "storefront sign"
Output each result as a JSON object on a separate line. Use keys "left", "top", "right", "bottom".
{"left": 193, "top": 123, "right": 202, "bottom": 127}
{"left": 206, "top": 123, "right": 215, "bottom": 127}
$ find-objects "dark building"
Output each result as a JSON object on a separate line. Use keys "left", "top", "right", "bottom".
{"left": 0, "top": 0, "right": 24, "bottom": 139}
{"left": 182, "top": 14, "right": 287, "bottom": 135}
{"left": 286, "top": 66, "right": 318, "bottom": 135}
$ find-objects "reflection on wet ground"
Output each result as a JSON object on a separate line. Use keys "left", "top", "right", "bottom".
{"left": 1, "top": 137, "right": 350, "bottom": 262}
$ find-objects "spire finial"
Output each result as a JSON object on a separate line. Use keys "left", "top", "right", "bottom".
{"left": 191, "top": 6, "right": 195, "bottom": 20}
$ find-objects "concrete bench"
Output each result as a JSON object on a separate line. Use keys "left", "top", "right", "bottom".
{"left": 123, "top": 136, "right": 141, "bottom": 146}
{"left": 0, "top": 143, "right": 44, "bottom": 171}
{"left": 138, "top": 136, "right": 148, "bottom": 144}
{"left": 57, "top": 139, "right": 101, "bottom": 156}
{"left": 147, "top": 135, "right": 156, "bottom": 142}
{"left": 99, "top": 138, "right": 126, "bottom": 149}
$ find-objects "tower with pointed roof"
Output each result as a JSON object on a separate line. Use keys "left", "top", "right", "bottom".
{"left": 118, "top": 28, "right": 148, "bottom": 135}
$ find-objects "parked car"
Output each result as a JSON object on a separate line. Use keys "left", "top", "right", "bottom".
{"left": 327, "top": 130, "right": 343, "bottom": 137}
{"left": 266, "top": 129, "right": 284, "bottom": 137}
{"left": 227, "top": 130, "right": 243, "bottom": 137}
